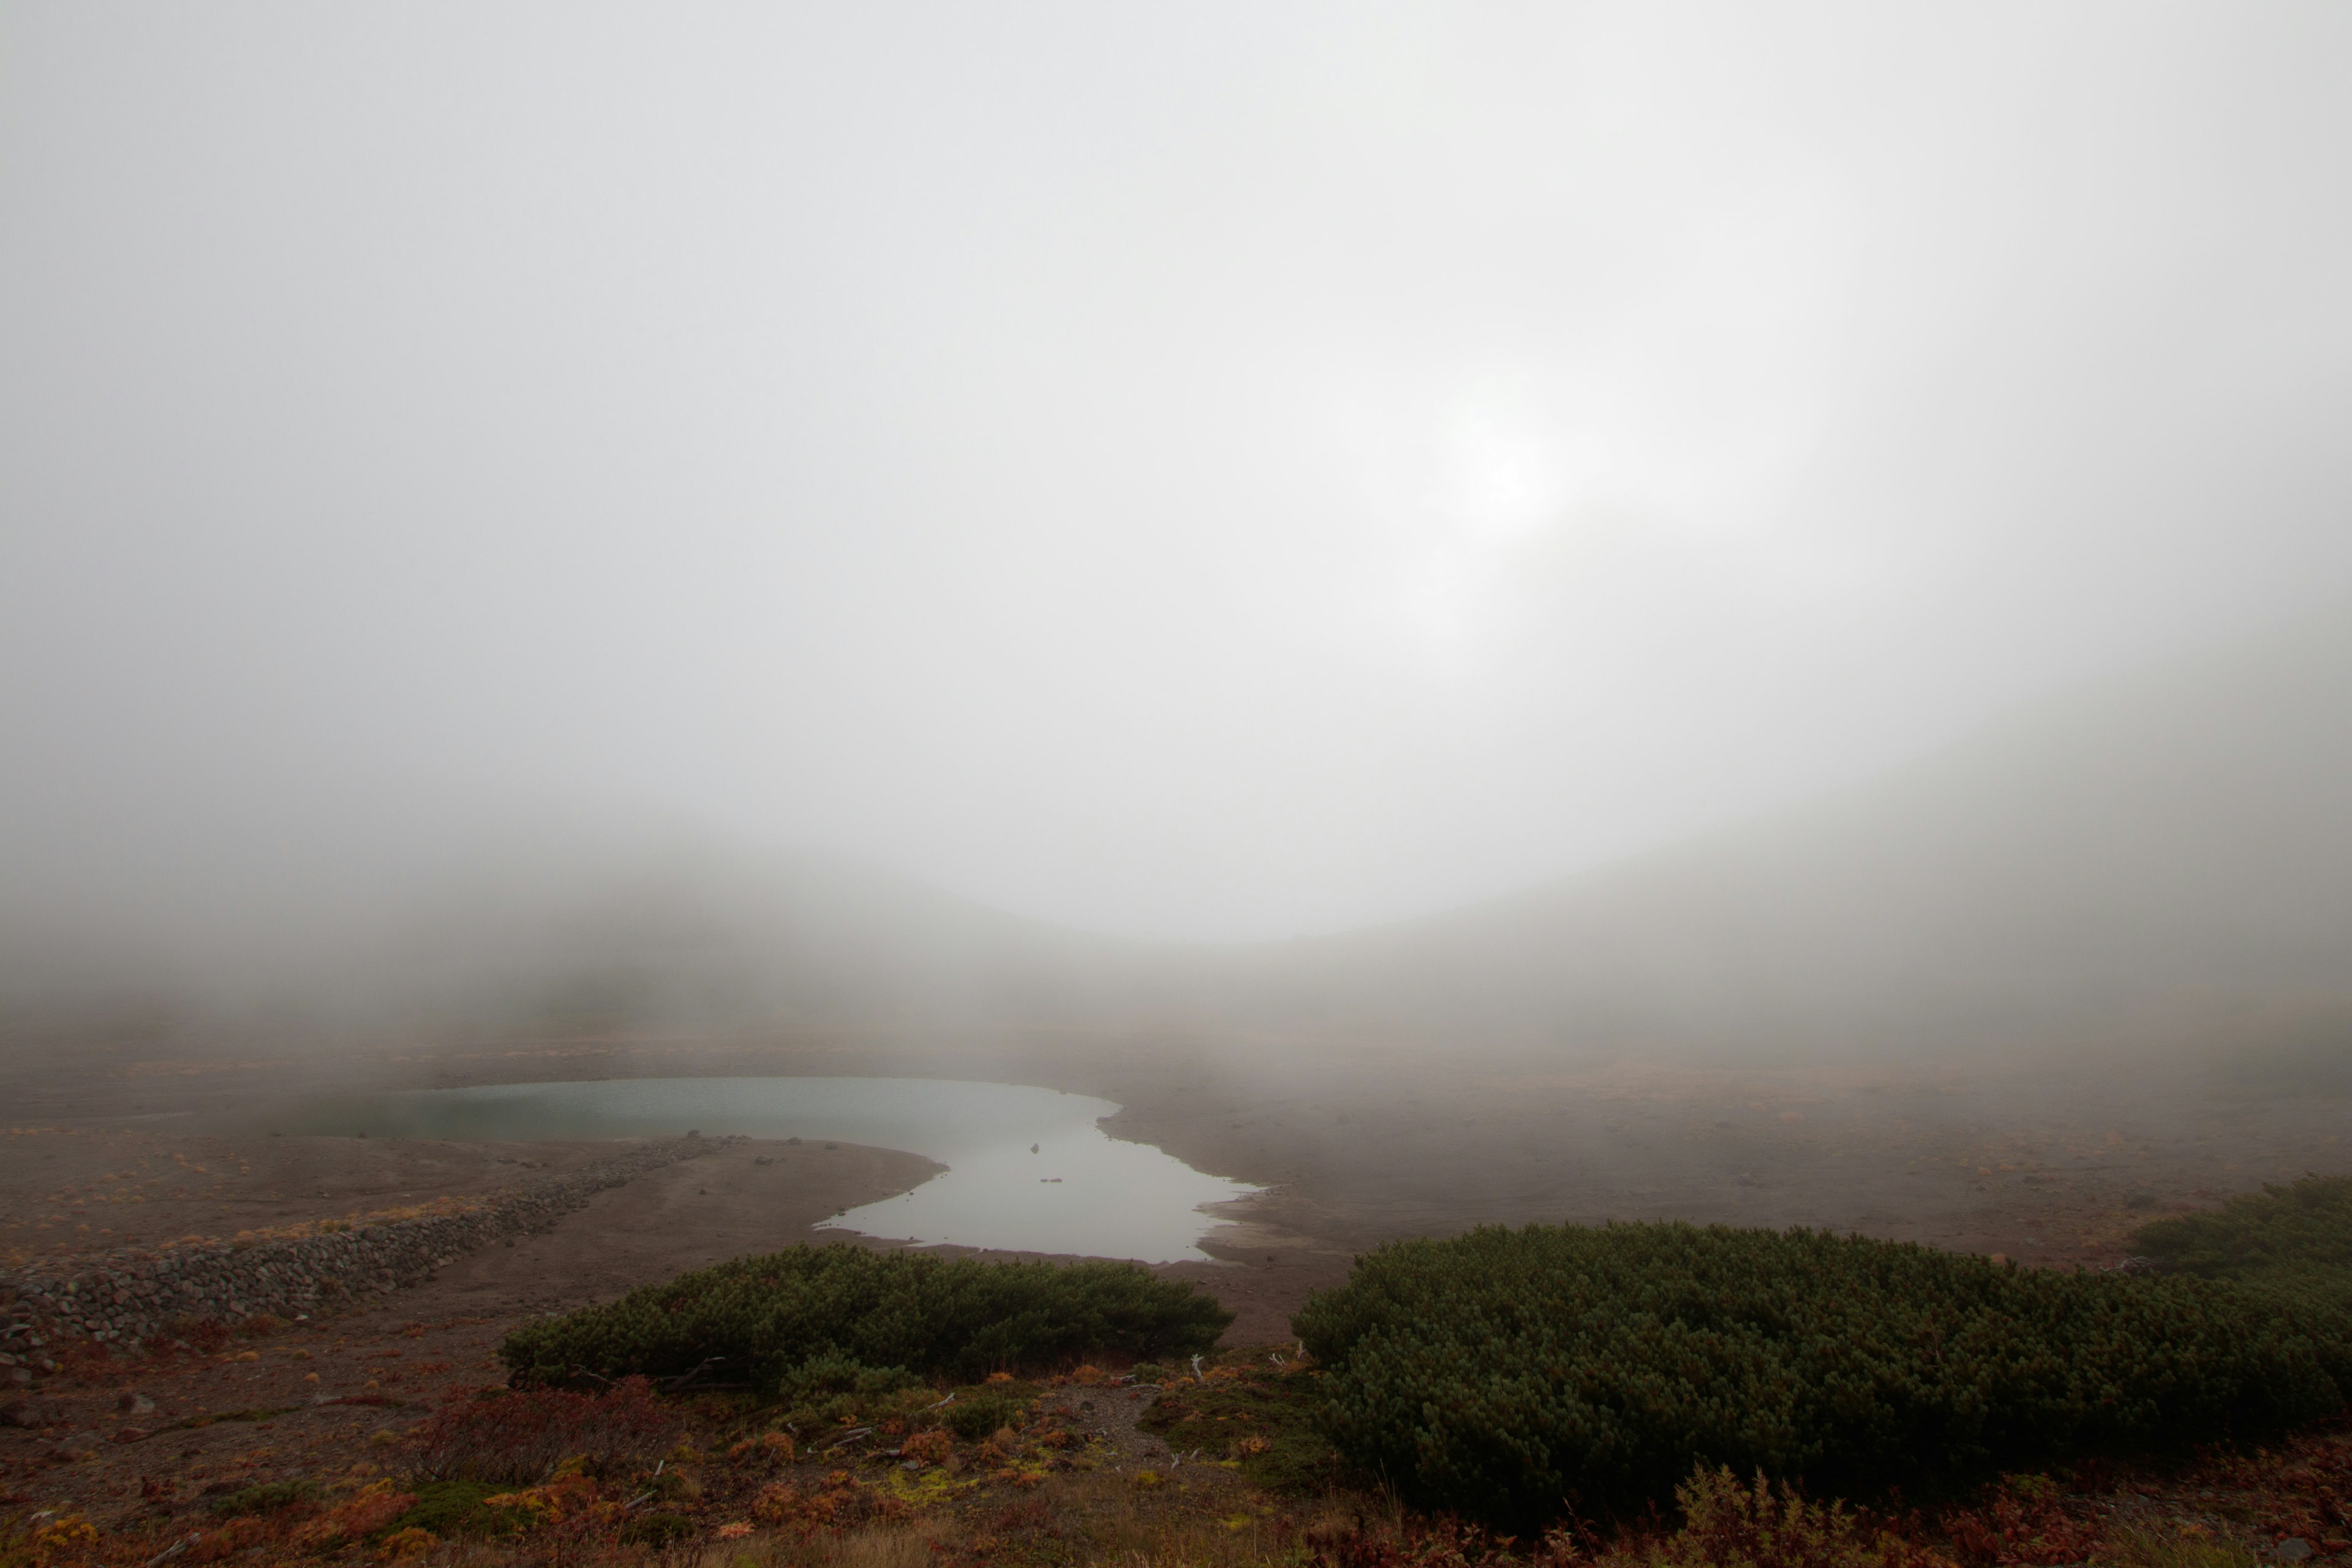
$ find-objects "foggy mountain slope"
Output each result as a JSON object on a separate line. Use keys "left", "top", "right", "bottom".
{"left": 9, "top": 615, "right": 2344, "bottom": 1052}
{"left": 352, "top": 838, "right": 1193, "bottom": 1031}
{"left": 1255, "top": 612, "right": 2352, "bottom": 1052}
{"left": 0, "top": 829, "right": 1181, "bottom": 1036}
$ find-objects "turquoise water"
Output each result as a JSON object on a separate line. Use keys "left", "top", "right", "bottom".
{"left": 270, "top": 1076, "right": 1259, "bottom": 1263}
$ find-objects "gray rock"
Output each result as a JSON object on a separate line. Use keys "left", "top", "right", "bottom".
{"left": 0, "top": 1134, "right": 731, "bottom": 1344}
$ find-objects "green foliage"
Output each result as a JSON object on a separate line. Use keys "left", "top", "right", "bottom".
{"left": 386, "top": 1479, "right": 515, "bottom": 1540}
{"left": 946, "top": 1389, "right": 1027, "bottom": 1441}
{"left": 776, "top": 1350, "right": 924, "bottom": 1406}
{"left": 2134, "top": 1174, "right": 2352, "bottom": 1287}
{"left": 619, "top": 1510, "right": 695, "bottom": 1547}
{"left": 1296, "top": 1219, "right": 2352, "bottom": 1529}
{"left": 207, "top": 1479, "right": 319, "bottom": 1517}
{"left": 499, "top": 1242, "right": 1231, "bottom": 1392}
{"left": 1138, "top": 1369, "right": 1342, "bottom": 1493}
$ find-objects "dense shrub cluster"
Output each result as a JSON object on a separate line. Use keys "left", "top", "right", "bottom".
{"left": 945, "top": 1389, "right": 1028, "bottom": 1441}
{"left": 2134, "top": 1174, "right": 2352, "bottom": 1288}
{"left": 499, "top": 1243, "right": 1231, "bottom": 1392}
{"left": 1296, "top": 1218, "right": 2352, "bottom": 1528}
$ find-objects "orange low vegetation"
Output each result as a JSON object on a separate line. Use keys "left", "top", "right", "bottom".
{"left": 4, "top": 1352, "right": 2348, "bottom": 1568}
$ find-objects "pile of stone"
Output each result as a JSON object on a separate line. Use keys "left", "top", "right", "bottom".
{"left": 0, "top": 1133, "right": 732, "bottom": 1349}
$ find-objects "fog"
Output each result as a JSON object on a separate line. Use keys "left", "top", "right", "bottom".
{"left": 3, "top": 4, "right": 2350, "bottom": 1045}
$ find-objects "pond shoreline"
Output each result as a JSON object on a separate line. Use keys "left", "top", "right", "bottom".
{"left": 245, "top": 1076, "right": 1262, "bottom": 1263}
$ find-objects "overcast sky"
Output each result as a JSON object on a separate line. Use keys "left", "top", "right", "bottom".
{"left": 4, "top": 2, "right": 2350, "bottom": 945}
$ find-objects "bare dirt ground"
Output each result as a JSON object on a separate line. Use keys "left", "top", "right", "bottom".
{"left": 0, "top": 1129, "right": 941, "bottom": 1525}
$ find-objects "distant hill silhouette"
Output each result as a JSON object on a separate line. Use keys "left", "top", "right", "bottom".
{"left": 1250, "top": 610, "right": 2352, "bottom": 1055}
{"left": 10, "top": 613, "right": 2348, "bottom": 1063}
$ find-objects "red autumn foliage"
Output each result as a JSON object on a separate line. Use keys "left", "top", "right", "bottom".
{"left": 291, "top": 1485, "right": 417, "bottom": 1551}
{"left": 1938, "top": 1480, "right": 2104, "bottom": 1566}
{"left": 900, "top": 1428, "right": 954, "bottom": 1466}
{"left": 407, "top": 1377, "right": 674, "bottom": 1485}
{"left": 750, "top": 1471, "right": 886, "bottom": 1529}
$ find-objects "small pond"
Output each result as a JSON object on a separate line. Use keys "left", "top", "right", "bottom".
{"left": 267, "top": 1076, "right": 1260, "bottom": 1264}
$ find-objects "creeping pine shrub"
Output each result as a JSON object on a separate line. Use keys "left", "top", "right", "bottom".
{"left": 619, "top": 1512, "right": 695, "bottom": 1548}
{"left": 208, "top": 1479, "right": 319, "bottom": 1517}
{"left": 407, "top": 1377, "right": 674, "bottom": 1483}
{"left": 778, "top": 1349, "right": 925, "bottom": 1407}
{"left": 383, "top": 1480, "right": 515, "bottom": 1540}
{"left": 498, "top": 1243, "right": 1231, "bottom": 1390}
{"left": 1297, "top": 1220, "right": 2352, "bottom": 1529}
{"left": 2134, "top": 1174, "right": 2352, "bottom": 1292}
{"left": 945, "top": 1390, "right": 1025, "bottom": 1441}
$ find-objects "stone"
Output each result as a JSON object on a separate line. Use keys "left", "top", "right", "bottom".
{"left": 2275, "top": 1540, "right": 2312, "bottom": 1563}
{"left": 0, "top": 1134, "right": 726, "bottom": 1343}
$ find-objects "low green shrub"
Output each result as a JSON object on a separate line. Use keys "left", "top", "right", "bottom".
{"left": 208, "top": 1479, "right": 318, "bottom": 1517}
{"left": 619, "top": 1510, "right": 694, "bottom": 1548}
{"left": 777, "top": 1350, "right": 924, "bottom": 1407}
{"left": 385, "top": 1480, "right": 514, "bottom": 1540}
{"left": 499, "top": 1243, "right": 1231, "bottom": 1392}
{"left": 945, "top": 1390, "right": 1026, "bottom": 1441}
{"left": 1297, "top": 1219, "right": 2352, "bottom": 1528}
{"left": 1139, "top": 1368, "right": 1341, "bottom": 1493}
{"left": 2134, "top": 1174, "right": 2352, "bottom": 1289}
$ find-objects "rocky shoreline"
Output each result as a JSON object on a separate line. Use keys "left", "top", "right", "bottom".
{"left": 0, "top": 1134, "right": 733, "bottom": 1357}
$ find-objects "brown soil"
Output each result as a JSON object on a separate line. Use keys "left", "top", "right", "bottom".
{"left": 1, "top": 1131, "right": 649, "bottom": 1267}
{"left": 0, "top": 1134, "right": 938, "bottom": 1525}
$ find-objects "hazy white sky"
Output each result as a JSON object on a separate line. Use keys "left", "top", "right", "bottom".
{"left": 4, "top": 2, "right": 2350, "bottom": 942}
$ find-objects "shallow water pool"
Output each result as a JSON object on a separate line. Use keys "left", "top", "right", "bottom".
{"left": 269, "top": 1076, "right": 1259, "bottom": 1263}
